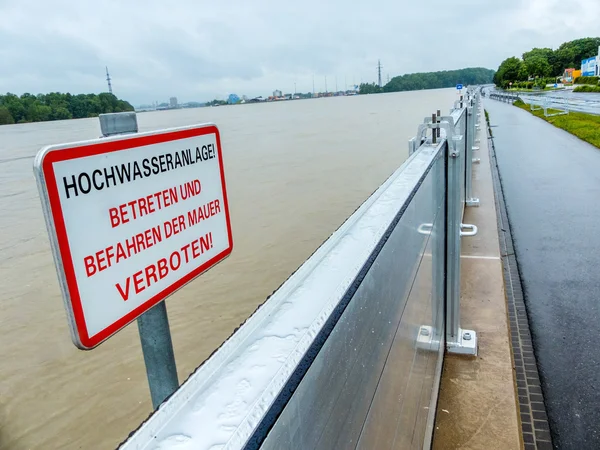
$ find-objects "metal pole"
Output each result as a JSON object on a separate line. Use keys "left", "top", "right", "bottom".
{"left": 138, "top": 302, "right": 179, "bottom": 408}
{"left": 446, "top": 135, "right": 461, "bottom": 343}
{"left": 436, "top": 110, "right": 441, "bottom": 139}
{"left": 465, "top": 105, "right": 477, "bottom": 207}
{"left": 98, "top": 111, "right": 179, "bottom": 409}
{"left": 445, "top": 117, "right": 477, "bottom": 356}
{"left": 431, "top": 113, "right": 437, "bottom": 144}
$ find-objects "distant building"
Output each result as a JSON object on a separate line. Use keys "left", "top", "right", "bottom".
{"left": 581, "top": 56, "right": 599, "bottom": 77}
{"left": 181, "top": 101, "right": 204, "bottom": 108}
{"left": 579, "top": 46, "right": 600, "bottom": 77}
{"left": 169, "top": 97, "right": 178, "bottom": 108}
{"left": 242, "top": 95, "right": 248, "bottom": 101}
{"left": 273, "top": 89, "right": 282, "bottom": 97}
{"left": 563, "top": 68, "right": 580, "bottom": 83}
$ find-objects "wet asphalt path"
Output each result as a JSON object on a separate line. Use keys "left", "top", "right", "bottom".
{"left": 485, "top": 99, "right": 600, "bottom": 449}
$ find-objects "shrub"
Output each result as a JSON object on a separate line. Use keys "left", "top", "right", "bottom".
{"left": 573, "top": 85, "right": 600, "bottom": 93}
{"left": 574, "top": 76, "right": 600, "bottom": 85}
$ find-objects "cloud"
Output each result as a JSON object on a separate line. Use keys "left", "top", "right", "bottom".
{"left": 0, "top": 0, "right": 599, "bottom": 104}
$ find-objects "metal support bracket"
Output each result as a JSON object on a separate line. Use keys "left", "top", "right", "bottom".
{"left": 460, "top": 223, "right": 478, "bottom": 236}
{"left": 445, "top": 106, "right": 478, "bottom": 358}
{"left": 415, "top": 118, "right": 435, "bottom": 145}
{"left": 466, "top": 198, "right": 480, "bottom": 207}
{"left": 408, "top": 137, "right": 418, "bottom": 155}
{"left": 417, "top": 223, "right": 433, "bottom": 235}
{"left": 450, "top": 135, "right": 462, "bottom": 156}
{"left": 409, "top": 113, "right": 454, "bottom": 154}
{"left": 544, "top": 107, "right": 568, "bottom": 117}
{"left": 472, "top": 158, "right": 481, "bottom": 164}
{"left": 447, "top": 328, "right": 478, "bottom": 356}
{"left": 531, "top": 103, "right": 543, "bottom": 111}
{"left": 416, "top": 325, "right": 441, "bottom": 351}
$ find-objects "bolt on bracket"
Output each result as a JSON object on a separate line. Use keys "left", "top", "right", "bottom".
{"left": 416, "top": 325, "right": 440, "bottom": 351}
{"left": 447, "top": 328, "right": 478, "bottom": 356}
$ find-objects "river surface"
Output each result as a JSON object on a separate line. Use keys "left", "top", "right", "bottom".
{"left": 0, "top": 89, "right": 455, "bottom": 449}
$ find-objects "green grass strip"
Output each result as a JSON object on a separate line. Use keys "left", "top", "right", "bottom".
{"left": 514, "top": 99, "right": 600, "bottom": 148}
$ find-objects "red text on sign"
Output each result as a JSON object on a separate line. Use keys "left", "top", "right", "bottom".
{"left": 84, "top": 225, "right": 163, "bottom": 277}
{"left": 83, "top": 198, "right": 222, "bottom": 279}
{"left": 187, "top": 199, "right": 221, "bottom": 225}
{"left": 164, "top": 214, "right": 187, "bottom": 238}
{"left": 180, "top": 179, "right": 202, "bottom": 200}
{"left": 109, "top": 186, "right": 179, "bottom": 228}
{"left": 115, "top": 232, "right": 214, "bottom": 301}
{"left": 108, "top": 179, "right": 203, "bottom": 229}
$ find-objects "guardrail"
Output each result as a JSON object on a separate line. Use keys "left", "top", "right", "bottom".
{"left": 489, "top": 89, "right": 600, "bottom": 116}
{"left": 520, "top": 94, "right": 600, "bottom": 116}
{"left": 489, "top": 91, "right": 519, "bottom": 103}
{"left": 120, "top": 88, "right": 483, "bottom": 450}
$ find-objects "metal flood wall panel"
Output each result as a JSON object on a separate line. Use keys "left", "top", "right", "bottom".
{"left": 455, "top": 109, "right": 467, "bottom": 210}
{"left": 260, "top": 149, "right": 446, "bottom": 450}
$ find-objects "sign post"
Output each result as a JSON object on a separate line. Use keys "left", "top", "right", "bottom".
{"left": 34, "top": 113, "right": 233, "bottom": 408}
{"left": 138, "top": 301, "right": 178, "bottom": 407}
{"left": 100, "top": 113, "right": 179, "bottom": 408}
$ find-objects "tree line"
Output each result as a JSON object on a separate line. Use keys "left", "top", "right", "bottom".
{"left": 493, "top": 37, "right": 600, "bottom": 88}
{"left": 0, "top": 92, "right": 134, "bottom": 125}
{"left": 359, "top": 67, "right": 495, "bottom": 94}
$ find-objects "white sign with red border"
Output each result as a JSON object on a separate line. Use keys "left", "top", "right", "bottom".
{"left": 34, "top": 124, "right": 233, "bottom": 349}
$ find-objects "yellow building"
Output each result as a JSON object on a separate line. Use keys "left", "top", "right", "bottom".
{"left": 562, "top": 68, "right": 581, "bottom": 83}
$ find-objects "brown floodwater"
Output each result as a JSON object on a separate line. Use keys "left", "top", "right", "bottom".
{"left": 0, "top": 89, "right": 456, "bottom": 449}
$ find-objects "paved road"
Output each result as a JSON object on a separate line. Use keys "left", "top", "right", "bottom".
{"left": 485, "top": 100, "right": 600, "bottom": 449}
{"left": 539, "top": 90, "right": 600, "bottom": 102}
{"left": 504, "top": 89, "right": 600, "bottom": 102}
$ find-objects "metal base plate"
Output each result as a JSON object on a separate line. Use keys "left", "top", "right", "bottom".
{"left": 416, "top": 325, "right": 440, "bottom": 350}
{"left": 472, "top": 158, "right": 481, "bottom": 164}
{"left": 447, "top": 328, "right": 478, "bottom": 356}
{"left": 417, "top": 325, "right": 432, "bottom": 348}
{"left": 466, "top": 198, "right": 480, "bottom": 207}
{"left": 417, "top": 325, "right": 433, "bottom": 349}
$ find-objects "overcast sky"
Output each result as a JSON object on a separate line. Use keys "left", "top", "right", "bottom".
{"left": 1, "top": 0, "right": 599, "bottom": 105}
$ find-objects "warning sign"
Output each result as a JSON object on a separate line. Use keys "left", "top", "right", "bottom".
{"left": 34, "top": 124, "right": 233, "bottom": 349}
